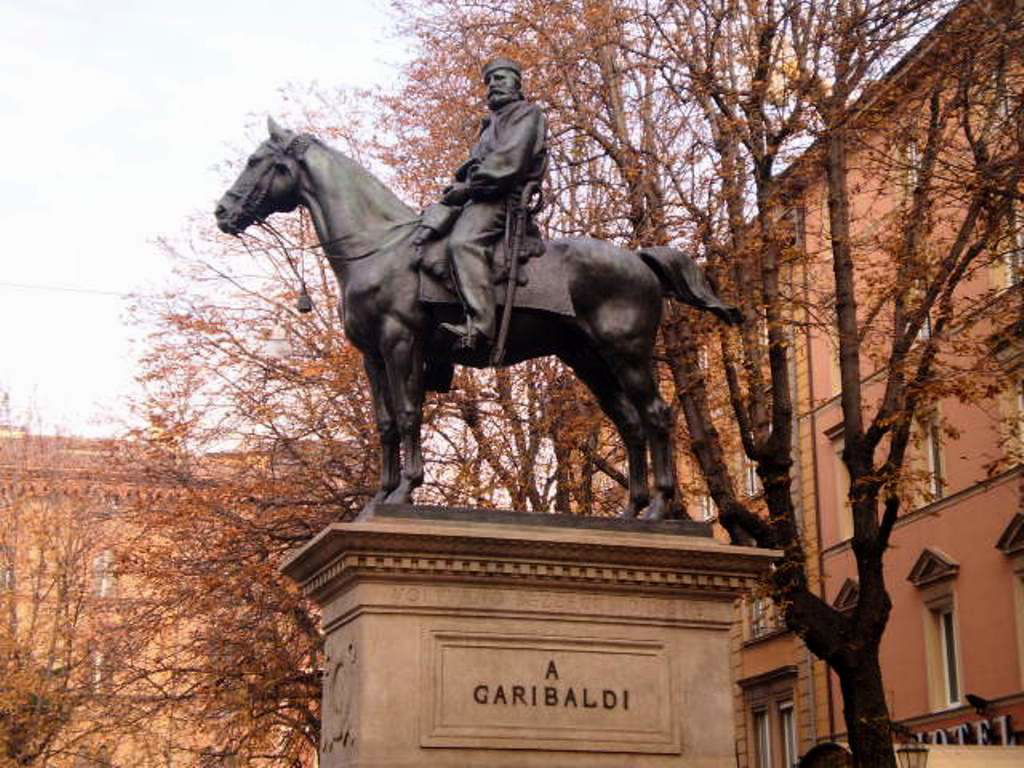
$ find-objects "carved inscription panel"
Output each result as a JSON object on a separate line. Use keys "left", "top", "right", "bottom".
{"left": 421, "top": 631, "right": 680, "bottom": 753}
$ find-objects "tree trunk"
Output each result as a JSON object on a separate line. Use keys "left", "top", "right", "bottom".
{"left": 552, "top": 433, "right": 572, "bottom": 515}
{"left": 838, "top": 647, "right": 897, "bottom": 768}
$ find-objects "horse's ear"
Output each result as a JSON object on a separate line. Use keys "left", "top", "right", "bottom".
{"left": 267, "top": 116, "right": 290, "bottom": 143}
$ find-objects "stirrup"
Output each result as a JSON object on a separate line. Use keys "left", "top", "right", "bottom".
{"left": 440, "top": 321, "right": 488, "bottom": 352}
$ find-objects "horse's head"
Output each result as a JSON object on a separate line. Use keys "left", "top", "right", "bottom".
{"left": 215, "top": 117, "right": 308, "bottom": 235}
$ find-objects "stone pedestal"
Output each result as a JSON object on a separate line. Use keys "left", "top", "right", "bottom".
{"left": 282, "top": 505, "right": 777, "bottom": 768}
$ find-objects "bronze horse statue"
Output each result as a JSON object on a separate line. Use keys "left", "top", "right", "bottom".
{"left": 215, "top": 118, "right": 739, "bottom": 520}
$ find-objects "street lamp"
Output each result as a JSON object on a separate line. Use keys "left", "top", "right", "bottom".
{"left": 895, "top": 741, "right": 928, "bottom": 768}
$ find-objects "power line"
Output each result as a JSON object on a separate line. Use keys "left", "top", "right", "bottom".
{"left": 0, "top": 273, "right": 314, "bottom": 299}
{"left": 0, "top": 281, "right": 135, "bottom": 298}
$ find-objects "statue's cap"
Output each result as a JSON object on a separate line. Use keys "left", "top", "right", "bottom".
{"left": 482, "top": 57, "right": 522, "bottom": 80}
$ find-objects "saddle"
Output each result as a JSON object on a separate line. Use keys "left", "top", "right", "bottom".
{"left": 413, "top": 202, "right": 573, "bottom": 393}
{"left": 414, "top": 201, "right": 546, "bottom": 292}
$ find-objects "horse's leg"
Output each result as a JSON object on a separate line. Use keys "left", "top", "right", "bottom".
{"left": 611, "top": 358, "right": 677, "bottom": 521}
{"left": 364, "top": 355, "right": 400, "bottom": 505}
{"left": 560, "top": 350, "right": 650, "bottom": 518}
{"left": 381, "top": 334, "right": 425, "bottom": 504}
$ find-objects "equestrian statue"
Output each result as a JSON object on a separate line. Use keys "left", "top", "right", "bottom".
{"left": 215, "top": 59, "right": 741, "bottom": 521}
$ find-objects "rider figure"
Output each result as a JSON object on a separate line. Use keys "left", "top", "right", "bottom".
{"left": 434, "top": 58, "right": 548, "bottom": 352}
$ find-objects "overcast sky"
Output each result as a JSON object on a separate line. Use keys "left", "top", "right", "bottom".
{"left": 0, "top": 0, "right": 406, "bottom": 435}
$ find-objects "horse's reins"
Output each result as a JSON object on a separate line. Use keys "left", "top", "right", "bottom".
{"left": 255, "top": 219, "right": 419, "bottom": 263}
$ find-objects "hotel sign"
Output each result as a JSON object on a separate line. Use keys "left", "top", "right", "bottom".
{"left": 913, "top": 714, "right": 1016, "bottom": 746}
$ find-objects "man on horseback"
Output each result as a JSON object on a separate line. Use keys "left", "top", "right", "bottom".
{"left": 218, "top": 111, "right": 743, "bottom": 517}
{"left": 421, "top": 57, "right": 548, "bottom": 353}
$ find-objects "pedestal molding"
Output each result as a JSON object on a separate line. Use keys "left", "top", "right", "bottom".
{"left": 283, "top": 519, "right": 777, "bottom": 606}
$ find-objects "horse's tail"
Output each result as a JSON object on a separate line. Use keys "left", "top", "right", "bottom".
{"left": 637, "top": 246, "right": 743, "bottom": 326}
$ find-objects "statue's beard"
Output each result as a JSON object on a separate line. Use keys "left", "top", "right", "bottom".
{"left": 487, "top": 89, "right": 520, "bottom": 110}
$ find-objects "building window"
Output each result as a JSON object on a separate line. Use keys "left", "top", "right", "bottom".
{"left": 938, "top": 607, "right": 960, "bottom": 706}
{"left": 912, "top": 414, "right": 945, "bottom": 505}
{"left": 829, "top": 430, "right": 853, "bottom": 541}
{"left": 903, "top": 140, "right": 922, "bottom": 193}
{"left": 829, "top": 339, "right": 842, "bottom": 396}
{"left": 1016, "top": 378, "right": 1024, "bottom": 448}
{"left": 89, "top": 648, "right": 112, "bottom": 693}
{"left": 743, "top": 456, "right": 762, "bottom": 498}
{"left": 906, "top": 274, "right": 933, "bottom": 342}
{"left": 908, "top": 547, "right": 962, "bottom": 710}
{"left": 754, "top": 708, "right": 772, "bottom": 768}
{"left": 1017, "top": 572, "right": 1024, "bottom": 689}
{"left": 92, "top": 550, "right": 116, "bottom": 598}
{"left": 0, "top": 545, "right": 13, "bottom": 591}
{"left": 997, "top": 378, "right": 1024, "bottom": 464}
{"left": 996, "top": 514, "right": 1024, "bottom": 688}
{"left": 925, "top": 419, "right": 944, "bottom": 500}
{"left": 922, "top": 597, "right": 963, "bottom": 710}
{"left": 748, "top": 596, "right": 783, "bottom": 640}
{"left": 697, "top": 346, "right": 709, "bottom": 371}
{"left": 1005, "top": 245, "right": 1023, "bottom": 289}
{"left": 779, "top": 701, "right": 797, "bottom": 768}
{"left": 93, "top": 650, "right": 105, "bottom": 688}
{"left": 781, "top": 205, "right": 806, "bottom": 251}
{"left": 1004, "top": 208, "right": 1024, "bottom": 289}
{"left": 697, "top": 493, "right": 716, "bottom": 521}
{"left": 740, "top": 667, "right": 799, "bottom": 768}
{"left": 750, "top": 597, "right": 770, "bottom": 639}
{"left": 832, "top": 578, "right": 860, "bottom": 616}
{"left": 918, "top": 309, "right": 933, "bottom": 341}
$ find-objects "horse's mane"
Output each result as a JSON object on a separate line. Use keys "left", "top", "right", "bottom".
{"left": 302, "top": 138, "right": 420, "bottom": 261}
{"left": 315, "top": 139, "right": 418, "bottom": 223}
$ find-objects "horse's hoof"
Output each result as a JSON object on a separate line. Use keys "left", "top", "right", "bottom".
{"left": 641, "top": 500, "right": 668, "bottom": 521}
{"left": 363, "top": 489, "right": 390, "bottom": 513}
{"left": 384, "top": 487, "right": 413, "bottom": 505}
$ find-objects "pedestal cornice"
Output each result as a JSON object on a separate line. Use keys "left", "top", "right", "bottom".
{"left": 282, "top": 506, "right": 779, "bottom": 606}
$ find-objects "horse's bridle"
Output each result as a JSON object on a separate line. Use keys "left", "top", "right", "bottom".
{"left": 235, "top": 133, "right": 315, "bottom": 224}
